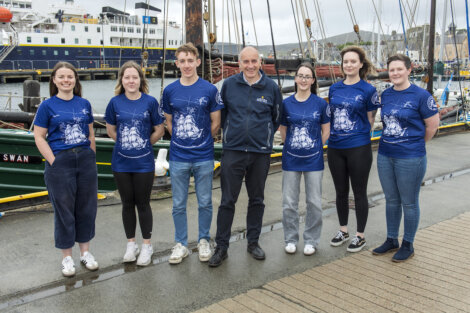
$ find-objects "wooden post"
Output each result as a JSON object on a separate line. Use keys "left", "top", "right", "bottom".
{"left": 185, "top": 0, "right": 202, "bottom": 47}
{"left": 427, "top": 0, "right": 436, "bottom": 94}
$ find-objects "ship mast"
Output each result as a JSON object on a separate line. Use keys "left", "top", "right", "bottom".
{"left": 185, "top": 0, "right": 202, "bottom": 47}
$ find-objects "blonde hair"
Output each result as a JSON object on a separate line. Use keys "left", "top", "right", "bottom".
{"left": 114, "top": 61, "right": 149, "bottom": 95}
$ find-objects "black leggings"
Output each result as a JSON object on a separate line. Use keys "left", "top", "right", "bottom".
{"left": 327, "top": 143, "right": 372, "bottom": 233}
{"left": 113, "top": 171, "right": 154, "bottom": 239}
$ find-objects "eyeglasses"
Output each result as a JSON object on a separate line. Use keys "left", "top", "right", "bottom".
{"left": 295, "top": 75, "right": 313, "bottom": 80}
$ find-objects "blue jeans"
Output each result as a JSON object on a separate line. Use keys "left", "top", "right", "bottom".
{"left": 377, "top": 154, "right": 427, "bottom": 243}
{"left": 170, "top": 160, "right": 214, "bottom": 246}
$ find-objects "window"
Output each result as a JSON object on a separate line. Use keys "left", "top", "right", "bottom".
{"left": 27, "top": 36, "right": 31, "bottom": 43}
{"left": 88, "top": 51, "right": 93, "bottom": 56}
{"left": 149, "top": 28, "right": 155, "bottom": 34}
{"left": 100, "top": 39, "right": 103, "bottom": 45}
{"left": 26, "top": 3, "right": 31, "bottom": 8}
{"left": 137, "top": 28, "right": 141, "bottom": 34}
{"left": 19, "top": 3, "right": 24, "bottom": 8}
{"left": 127, "top": 27, "right": 134, "bottom": 33}
{"left": 75, "top": 38, "right": 79, "bottom": 44}
{"left": 78, "top": 50, "right": 83, "bottom": 56}
{"left": 64, "top": 50, "right": 69, "bottom": 56}
{"left": 43, "top": 37, "right": 48, "bottom": 43}
{"left": 53, "top": 50, "right": 58, "bottom": 56}
{"left": 119, "top": 26, "right": 125, "bottom": 32}
{"left": 85, "top": 26, "right": 88, "bottom": 32}
{"left": 111, "top": 26, "right": 117, "bottom": 32}
{"left": 42, "top": 50, "right": 47, "bottom": 56}
{"left": 71, "top": 25, "right": 75, "bottom": 31}
{"left": 87, "top": 39, "right": 91, "bottom": 44}
{"left": 61, "top": 38, "right": 65, "bottom": 44}
{"left": 97, "top": 27, "right": 101, "bottom": 33}
{"left": 17, "top": 49, "right": 22, "bottom": 55}
{"left": 29, "top": 50, "right": 34, "bottom": 55}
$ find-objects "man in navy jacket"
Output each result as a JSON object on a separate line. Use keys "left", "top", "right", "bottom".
{"left": 209, "top": 46, "right": 282, "bottom": 267}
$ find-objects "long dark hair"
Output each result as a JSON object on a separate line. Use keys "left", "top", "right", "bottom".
{"left": 49, "top": 62, "right": 82, "bottom": 97}
{"left": 294, "top": 62, "right": 318, "bottom": 95}
{"left": 114, "top": 61, "right": 149, "bottom": 95}
{"left": 340, "top": 45, "right": 376, "bottom": 80}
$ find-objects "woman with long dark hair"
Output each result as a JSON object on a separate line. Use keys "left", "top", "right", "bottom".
{"left": 105, "top": 61, "right": 164, "bottom": 266}
{"left": 280, "top": 63, "right": 330, "bottom": 255}
{"left": 34, "top": 62, "right": 98, "bottom": 277}
{"left": 327, "top": 46, "right": 379, "bottom": 252}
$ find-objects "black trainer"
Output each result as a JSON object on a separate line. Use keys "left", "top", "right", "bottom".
{"left": 347, "top": 236, "right": 366, "bottom": 252}
{"left": 330, "top": 230, "right": 350, "bottom": 246}
{"left": 208, "top": 247, "right": 228, "bottom": 267}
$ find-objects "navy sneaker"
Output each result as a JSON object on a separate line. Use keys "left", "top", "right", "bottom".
{"left": 392, "top": 240, "right": 414, "bottom": 262}
{"left": 372, "top": 238, "right": 399, "bottom": 255}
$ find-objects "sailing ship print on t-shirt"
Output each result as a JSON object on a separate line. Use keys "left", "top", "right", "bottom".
{"left": 171, "top": 98, "right": 209, "bottom": 149}
{"left": 116, "top": 110, "right": 151, "bottom": 159}
{"left": 59, "top": 108, "right": 90, "bottom": 145}
{"left": 332, "top": 96, "right": 361, "bottom": 133}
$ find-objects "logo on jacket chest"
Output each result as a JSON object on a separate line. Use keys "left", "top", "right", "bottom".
{"left": 256, "top": 96, "right": 268, "bottom": 104}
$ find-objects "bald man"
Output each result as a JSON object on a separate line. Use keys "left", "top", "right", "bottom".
{"left": 209, "top": 46, "right": 282, "bottom": 267}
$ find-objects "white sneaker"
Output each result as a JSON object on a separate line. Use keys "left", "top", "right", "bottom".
{"left": 197, "top": 239, "right": 212, "bottom": 262}
{"left": 304, "top": 244, "right": 316, "bottom": 256}
{"left": 285, "top": 243, "right": 296, "bottom": 254}
{"left": 62, "top": 256, "right": 76, "bottom": 277}
{"left": 80, "top": 251, "right": 99, "bottom": 271}
{"left": 123, "top": 242, "right": 140, "bottom": 263}
{"left": 169, "top": 243, "right": 189, "bottom": 264}
{"left": 137, "top": 243, "right": 153, "bottom": 266}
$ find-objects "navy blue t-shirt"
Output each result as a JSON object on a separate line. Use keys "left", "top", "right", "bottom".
{"left": 281, "top": 94, "right": 330, "bottom": 171}
{"left": 379, "top": 84, "right": 438, "bottom": 158}
{"left": 105, "top": 93, "right": 164, "bottom": 172}
{"left": 162, "top": 78, "right": 224, "bottom": 162}
{"left": 328, "top": 79, "right": 379, "bottom": 149}
{"left": 34, "top": 95, "right": 93, "bottom": 155}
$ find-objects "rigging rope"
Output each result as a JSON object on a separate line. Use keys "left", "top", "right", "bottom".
{"left": 290, "top": 0, "right": 303, "bottom": 56}
{"left": 238, "top": 0, "right": 246, "bottom": 47}
{"left": 160, "top": 0, "right": 169, "bottom": 99}
{"left": 371, "top": 0, "right": 390, "bottom": 56}
{"left": 119, "top": 0, "right": 127, "bottom": 68}
{"left": 230, "top": 0, "right": 241, "bottom": 53}
{"left": 313, "top": 0, "right": 336, "bottom": 81}
{"left": 266, "top": 0, "right": 281, "bottom": 87}
{"left": 298, "top": 0, "right": 313, "bottom": 58}
{"left": 248, "top": 0, "right": 259, "bottom": 48}
{"left": 398, "top": 0, "right": 409, "bottom": 56}
{"left": 449, "top": 0, "right": 466, "bottom": 119}
{"left": 345, "top": 0, "right": 362, "bottom": 42}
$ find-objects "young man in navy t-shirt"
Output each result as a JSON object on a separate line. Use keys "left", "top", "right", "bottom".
{"left": 162, "top": 43, "right": 224, "bottom": 264}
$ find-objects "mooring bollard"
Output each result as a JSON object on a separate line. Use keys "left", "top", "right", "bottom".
{"left": 23, "top": 80, "right": 40, "bottom": 113}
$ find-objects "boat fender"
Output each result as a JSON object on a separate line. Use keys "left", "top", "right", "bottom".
{"left": 154, "top": 148, "right": 169, "bottom": 176}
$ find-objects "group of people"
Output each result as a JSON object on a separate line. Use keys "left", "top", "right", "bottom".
{"left": 33, "top": 43, "right": 439, "bottom": 277}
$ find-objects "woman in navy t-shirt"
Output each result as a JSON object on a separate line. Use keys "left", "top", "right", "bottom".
{"left": 372, "top": 54, "right": 439, "bottom": 262}
{"left": 105, "top": 61, "right": 165, "bottom": 266}
{"left": 327, "top": 46, "right": 380, "bottom": 252}
{"left": 280, "top": 63, "right": 330, "bottom": 256}
{"left": 34, "top": 62, "right": 99, "bottom": 277}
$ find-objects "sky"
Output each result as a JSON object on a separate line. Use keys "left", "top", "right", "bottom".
{"left": 36, "top": 0, "right": 470, "bottom": 45}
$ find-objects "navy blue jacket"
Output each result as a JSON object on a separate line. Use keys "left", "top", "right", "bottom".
{"left": 221, "top": 70, "right": 282, "bottom": 153}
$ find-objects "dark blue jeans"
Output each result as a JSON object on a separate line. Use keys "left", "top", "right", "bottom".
{"left": 44, "top": 147, "right": 98, "bottom": 249}
{"left": 215, "top": 150, "right": 270, "bottom": 249}
{"left": 377, "top": 154, "right": 427, "bottom": 243}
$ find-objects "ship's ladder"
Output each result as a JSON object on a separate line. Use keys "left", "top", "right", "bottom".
{"left": 0, "top": 23, "right": 18, "bottom": 64}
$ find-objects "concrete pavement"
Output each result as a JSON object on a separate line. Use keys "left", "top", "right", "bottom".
{"left": 0, "top": 131, "right": 469, "bottom": 312}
